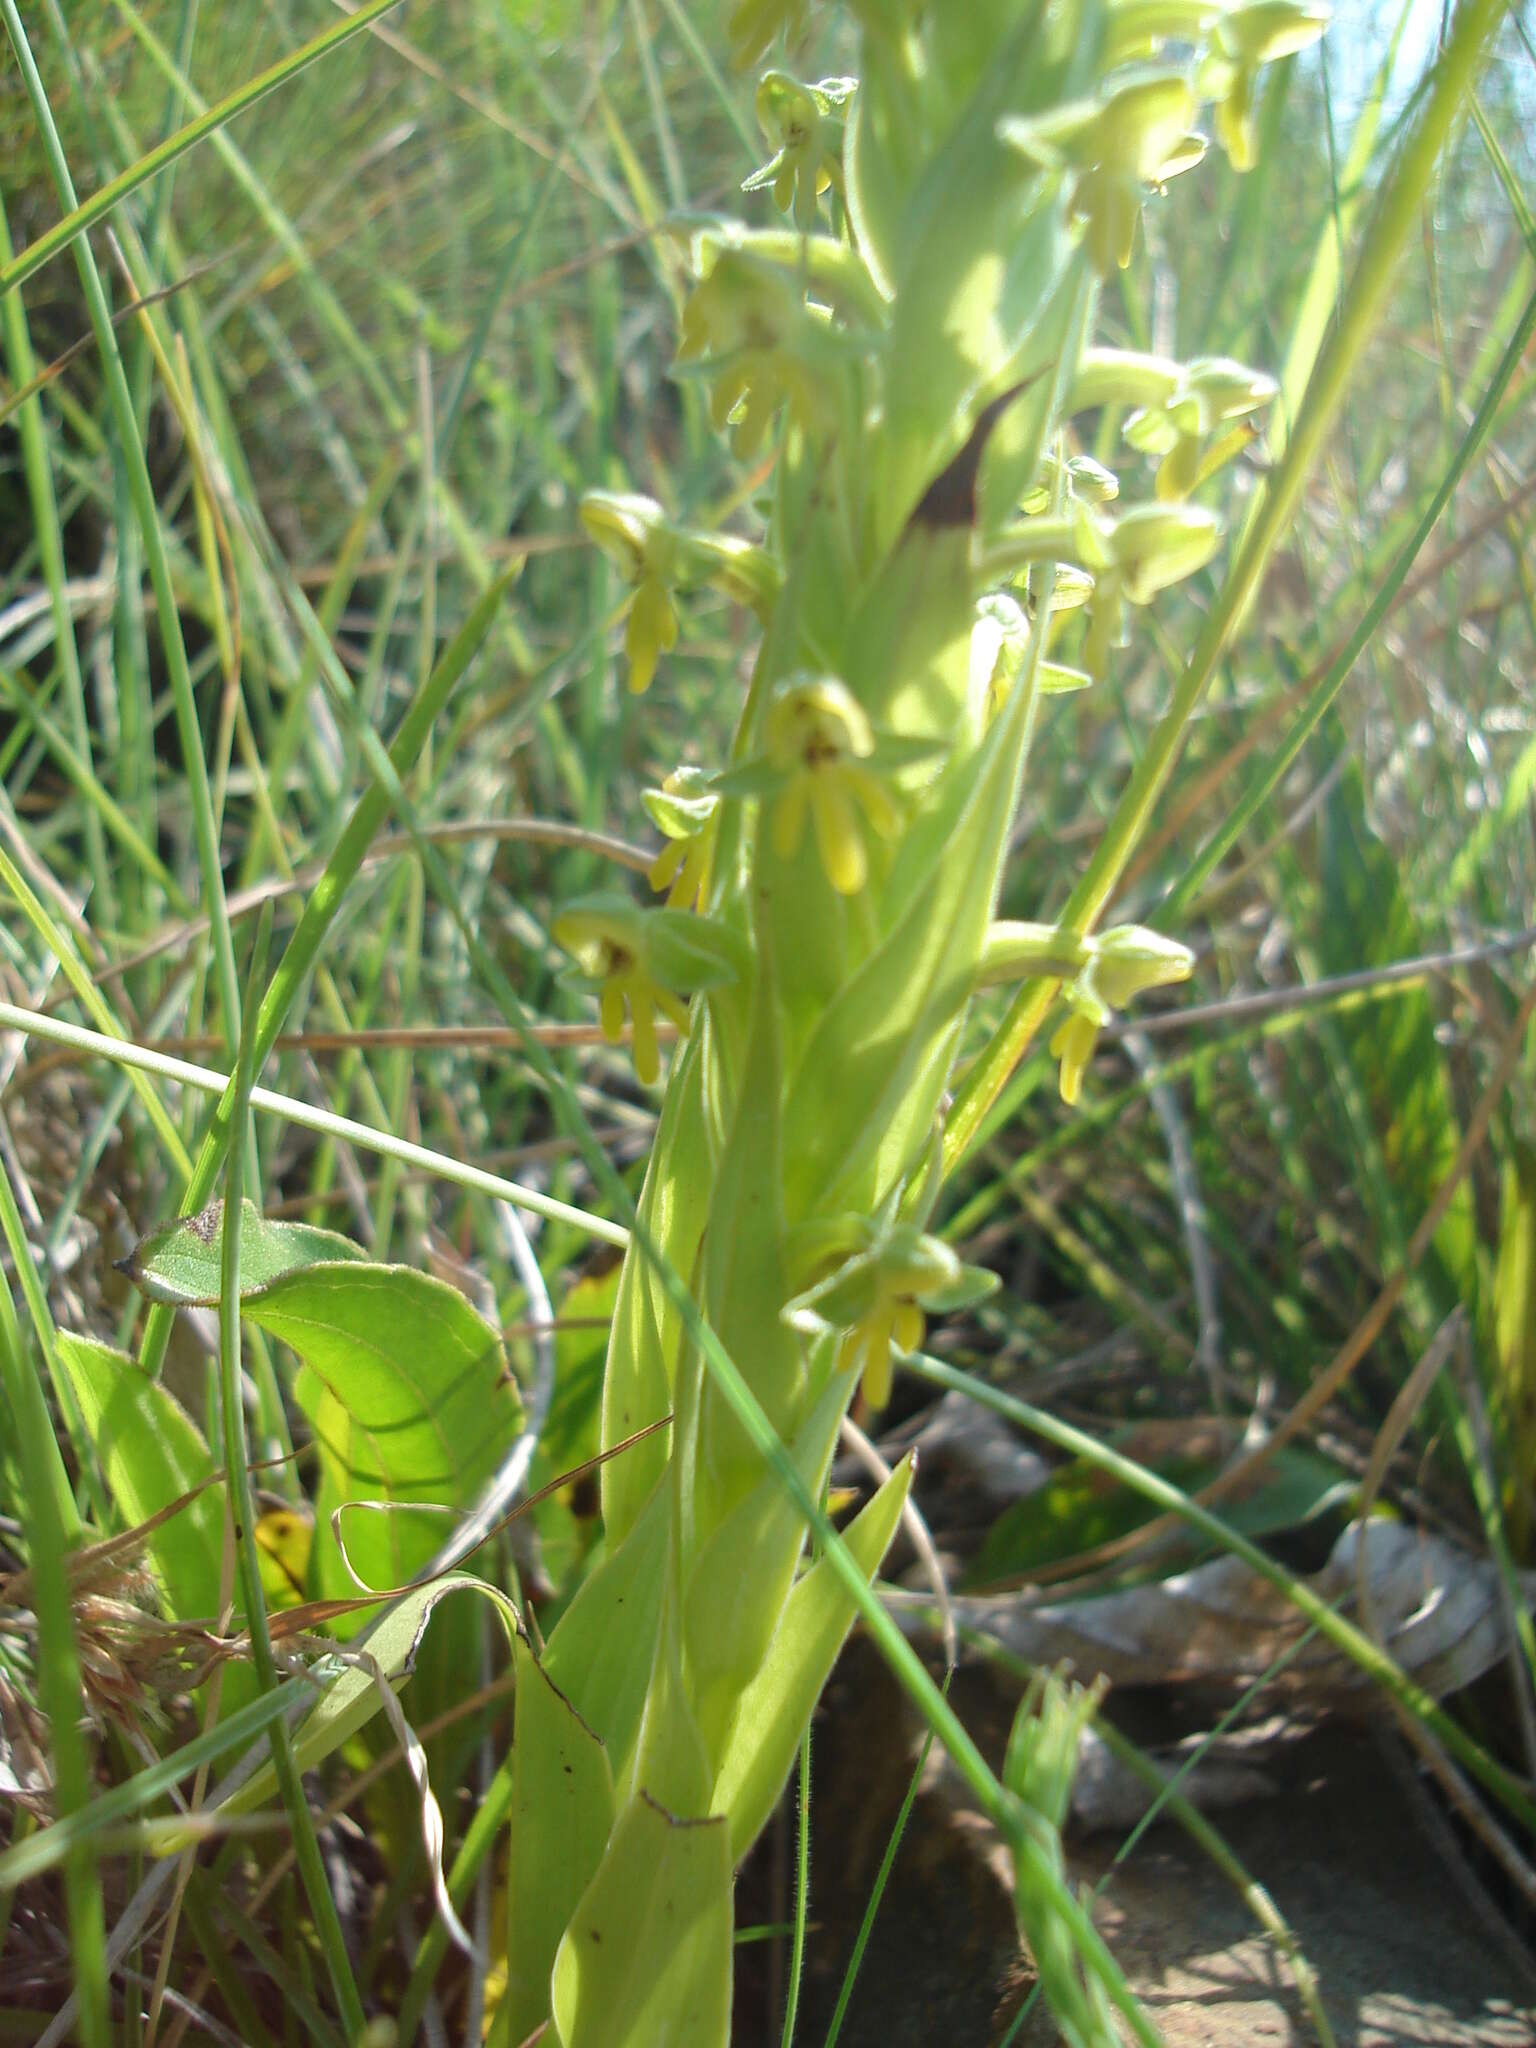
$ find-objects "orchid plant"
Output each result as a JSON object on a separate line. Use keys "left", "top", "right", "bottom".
{"left": 506, "top": 1, "right": 1324, "bottom": 2043}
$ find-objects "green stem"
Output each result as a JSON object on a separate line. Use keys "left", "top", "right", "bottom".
{"left": 0, "top": 1001, "right": 627, "bottom": 1251}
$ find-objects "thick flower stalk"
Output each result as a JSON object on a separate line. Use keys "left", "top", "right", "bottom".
{"left": 503, "top": 4, "right": 1320, "bottom": 2044}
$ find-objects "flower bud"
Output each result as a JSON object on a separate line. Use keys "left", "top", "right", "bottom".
{"left": 580, "top": 489, "right": 671, "bottom": 580}
{"left": 761, "top": 676, "right": 898, "bottom": 895}
{"left": 1108, "top": 501, "right": 1222, "bottom": 603}
{"left": 1092, "top": 923, "right": 1195, "bottom": 1006}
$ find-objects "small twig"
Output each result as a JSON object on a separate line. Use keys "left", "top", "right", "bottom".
{"left": 140, "top": 1019, "right": 682, "bottom": 1057}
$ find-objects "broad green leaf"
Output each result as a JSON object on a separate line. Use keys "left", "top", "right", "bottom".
{"left": 528, "top": 1263, "right": 622, "bottom": 1596}
{"left": 712, "top": 1452, "right": 913, "bottom": 1864}
{"left": 696, "top": 973, "right": 800, "bottom": 1485}
{"left": 121, "top": 1198, "right": 367, "bottom": 1307}
{"left": 601, "top": 1034, "right": 709, "bottom": 1545}
{"left": 550, "top": 1792, "right": 732, "bottom": 2048}
{"left": 503, "top": 1634, "right": 615, "bottom": 2048}
{"left": 240, "top": 1264, "right": 522, "bottom": 1625}
{"left": 621, "top": 1579, "right": 713, "bottom": 1818}
{"left": 682, "top": 1360, "right": 857, "bottom": 1759}
{"left": 56, "top": 1333, "right": 223, "bottom": 1631}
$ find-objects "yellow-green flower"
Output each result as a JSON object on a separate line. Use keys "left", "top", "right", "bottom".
{"left": 1201, "top": 2, "right": 1328, "bottom": 172}
{"left": 643, "top": 767, "right": 720, "bottom": 913}
{"left": 743, "top": 72, "right": 856, "bottom": 230}
{"left": 1046, "top": 923, "right": 1195, "bottom": 1102}
{"left": 675, "top": 249, "right": 849, "bottom": 458}
{"left": 762, "top": 676, "right": 900, "bottom": 895}
{"left": 581, "top": 492, "right": 680, "bottom": 695}
{"left": 1002, "top": 69, "right": 1206, "bottom": 275}
{"left": 580, "top": 489, "right": 777, "bottom": 695}
{"left": 785, "top": 1218, "right": 998, "bottom": 1411}
{"left": 553, "top": 894, "right": 742, "bottom": 1086}
{"left": 1079, "top": 501, "right": 1222, "bottom": 674}
{"left": 1123, "top": 356, "right": 1277, "bottom": 499}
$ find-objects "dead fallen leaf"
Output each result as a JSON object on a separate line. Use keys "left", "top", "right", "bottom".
{"left": 894, "top": 1520, "right": 1534, "bottom": 1703}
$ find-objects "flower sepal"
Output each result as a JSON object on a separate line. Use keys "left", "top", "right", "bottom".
{"left": 1046, "top": 922, "right": 1195, "bottom": 1102}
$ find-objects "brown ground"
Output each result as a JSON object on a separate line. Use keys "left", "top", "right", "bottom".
{"left": 740, "top": 1641, "right": 1536, "bottom": 2047}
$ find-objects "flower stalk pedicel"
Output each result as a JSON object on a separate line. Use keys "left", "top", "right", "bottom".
{"left": 507, "top": 3, "right": 1318, "bottom": 2042}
